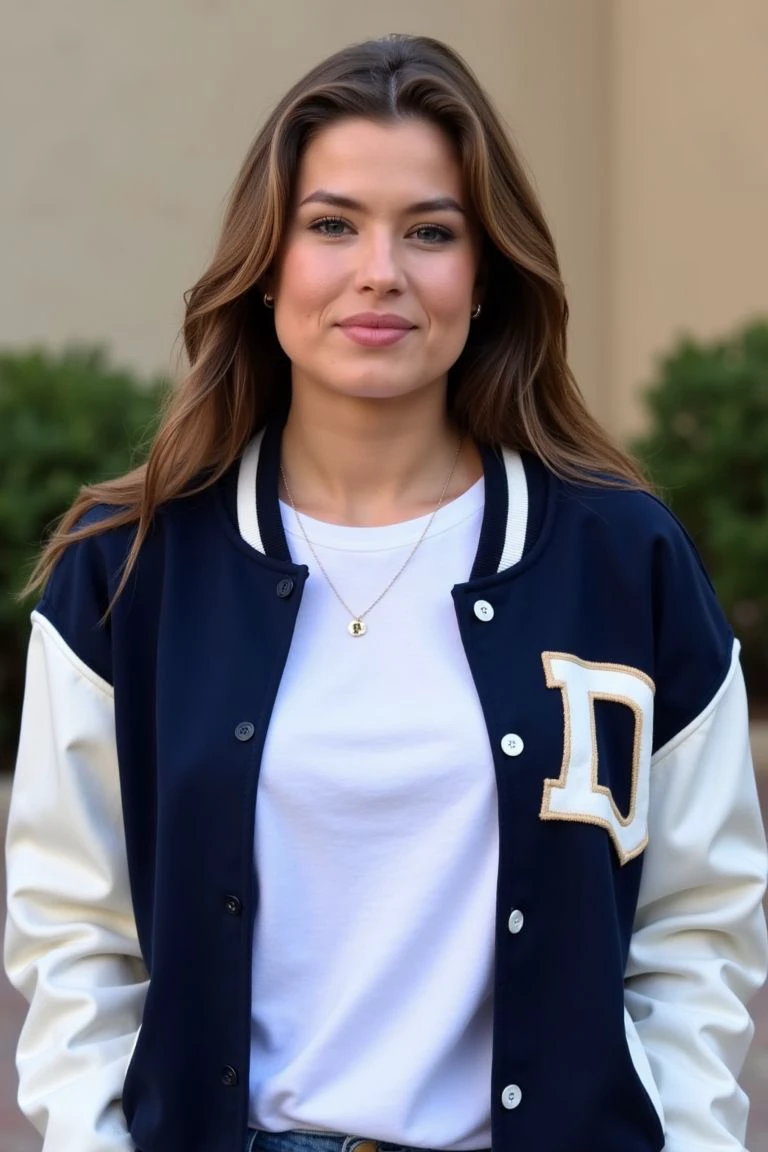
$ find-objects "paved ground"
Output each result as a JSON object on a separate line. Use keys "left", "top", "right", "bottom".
{"left": 1, "top": 762, "right": 768, "bottom": 1151}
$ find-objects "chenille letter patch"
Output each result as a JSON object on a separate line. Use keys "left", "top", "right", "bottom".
{"left": 539, "top": 652, "right": 655, "bottom": 865}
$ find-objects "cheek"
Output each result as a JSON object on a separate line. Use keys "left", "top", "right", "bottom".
{"left": 273, "top": 246, "right": 339, "bottom": 356}
{"left": 422, "top": 252, "right": 477, "bottom": 319}
{"left": 431, "top": 282, "right": 472, "bottom": 318}
{"left": 277, "top": 242, "right": 342, "bottom": 308}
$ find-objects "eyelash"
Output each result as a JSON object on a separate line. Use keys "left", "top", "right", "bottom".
{"left": 309, "top": 215, "right": 455, "bottom": 244}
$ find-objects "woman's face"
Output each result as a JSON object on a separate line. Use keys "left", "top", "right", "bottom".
{"left": 270, "top": 116, "right": 482, "bottom": 406}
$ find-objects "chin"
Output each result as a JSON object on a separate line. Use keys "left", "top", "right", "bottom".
{"left": 291, "top": 359, "right": 444, "bottom": 404}
{"left": 331, "top": 379, "right": 428, "bottom": 402}
{"left": 307, "top": 366, "right": 420, "bottom": 400}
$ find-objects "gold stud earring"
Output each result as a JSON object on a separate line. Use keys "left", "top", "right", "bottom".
{"left": 263, "top": 293, "right": 274, "bottom": 309}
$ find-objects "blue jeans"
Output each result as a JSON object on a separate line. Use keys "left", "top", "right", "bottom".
{"left": 245, "top": 1129, "right": 490, "bottom": 1152}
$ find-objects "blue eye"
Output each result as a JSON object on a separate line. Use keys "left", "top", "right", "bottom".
{"left": 308, "top": 217, "right": 454, "bottom": 244}
{"left": 310, "top": 216, "right": 350, "bottom": 236}
{"left": 412, "top": 225, "right": 454, "bottom": 244}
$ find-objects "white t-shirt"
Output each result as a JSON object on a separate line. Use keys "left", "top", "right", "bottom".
{"left": 248, "top": 478, "right": 497, "bottom": 1151}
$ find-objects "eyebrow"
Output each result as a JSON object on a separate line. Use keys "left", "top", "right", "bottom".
{"left": 298, "top": 190, "right": 466, "bottom": 216}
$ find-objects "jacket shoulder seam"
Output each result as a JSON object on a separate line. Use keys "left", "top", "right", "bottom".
{"left": 651, "top": 638, "right": 739, "bottom": 770}
{"left": 31, "top": 609, "right": 114, "bottom": 699}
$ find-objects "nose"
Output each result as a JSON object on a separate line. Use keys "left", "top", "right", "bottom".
{"left": 353, "top": 229, "right": 407, "bottom": 295}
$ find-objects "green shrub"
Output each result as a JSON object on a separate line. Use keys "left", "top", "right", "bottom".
{"left": 632, "top": 319, "right": 768, "bottom": 703}
{"left": 0, "top": 346, "right": 168, "bottom": 769}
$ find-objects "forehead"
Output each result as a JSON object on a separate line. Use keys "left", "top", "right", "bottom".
{"left": 295, "top": 117, "right": 465, "bottom": 200}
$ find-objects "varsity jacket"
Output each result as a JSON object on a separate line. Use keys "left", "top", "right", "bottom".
{"left": 4, "top": 416, "right": 768, "bottom": 1152}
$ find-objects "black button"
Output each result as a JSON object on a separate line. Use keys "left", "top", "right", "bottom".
{"left": 276, "top": 578, "right": 295, "bottom": 598}
{"left": 224, "top": 895, "right": 242, "bottom": 916}
{"left": 221, "top": 1065, "right": 239, "bottom": 1087}
{"left": 235, "top": 722, "right": 255, "bottom": 742}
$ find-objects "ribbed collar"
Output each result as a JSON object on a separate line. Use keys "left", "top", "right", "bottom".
{"left": 233, "top": 414, "right": 549, "bottom": 579}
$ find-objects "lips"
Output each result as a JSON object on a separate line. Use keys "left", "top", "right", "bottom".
{"left": 338, "top": 313, "right": 415, "bottom": 330}
{"left": 338, "top": 324, "right": 413, "bottom": 348}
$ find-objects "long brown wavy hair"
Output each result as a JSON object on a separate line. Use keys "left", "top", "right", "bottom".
{"left": 26, "top": 32, "right": 647, "bottom": 602}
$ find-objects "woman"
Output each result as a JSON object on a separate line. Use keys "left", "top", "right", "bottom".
{"left": 4, "top": 32, "right": 767, "bottom": 1152}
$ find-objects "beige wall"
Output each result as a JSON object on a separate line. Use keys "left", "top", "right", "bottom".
{"left": 611, "top": 0, "right": 768, "bottom": 435}
{"left": 1, "top": 1, "right": 766, "bottom": 437}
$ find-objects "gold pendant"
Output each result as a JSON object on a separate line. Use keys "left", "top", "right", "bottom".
{"left": 348, "top": 619, "right": 367, "bottom": 637}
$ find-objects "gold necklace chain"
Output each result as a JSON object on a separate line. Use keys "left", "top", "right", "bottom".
{"left": 280, "top": 436, "right": 464, "bottom": 637}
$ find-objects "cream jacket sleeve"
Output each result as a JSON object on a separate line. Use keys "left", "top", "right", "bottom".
{"left": 4, "top": 611, "right": 148, "bottom": 1152}
{"left": 624, "top": 643, "right": 768, "bottom": 1151}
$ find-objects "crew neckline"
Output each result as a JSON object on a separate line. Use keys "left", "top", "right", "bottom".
{"left": 280, "top": 477, "right": 485, "bottom": 553}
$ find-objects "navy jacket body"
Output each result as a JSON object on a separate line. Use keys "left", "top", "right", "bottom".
{"left": 7, "top": 417, "right": 767, "bottom": 1152}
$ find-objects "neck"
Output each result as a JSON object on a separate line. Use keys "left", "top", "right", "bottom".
{"left": 279, "top": 390, "right": 482, "bottom": 527}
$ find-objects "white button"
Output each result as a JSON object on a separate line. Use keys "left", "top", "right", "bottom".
{"left": 508, "top": 909, "right": 524, "bottom": 934}
{"left": 473, "top": 599, "right": 494, "bottom": 622}
{"left": 501, "top": 1083, "right": 522, "bottom": 1110}
{"left": 500, "top": 733, "right": 524, "bottom": 757}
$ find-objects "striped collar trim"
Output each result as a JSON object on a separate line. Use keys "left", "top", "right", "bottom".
{"left": 236, "top": 426, "right": 266, "bottom": 554}
{"left": 236, "top": 421, "right": 530, "bottom": 577}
